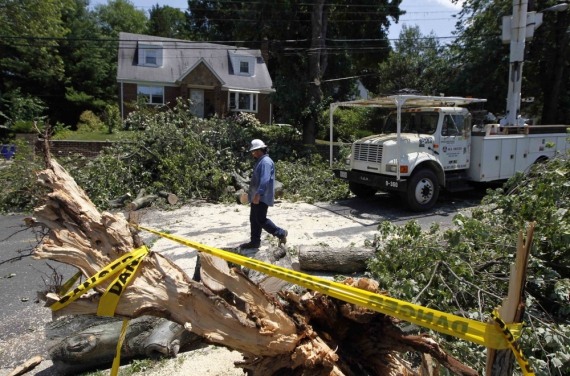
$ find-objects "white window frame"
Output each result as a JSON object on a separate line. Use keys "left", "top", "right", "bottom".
{"left": 239, "top": 61, "right": 249, "bottom": 74}
{"left": 229, "top": 91, "right": 258, "bottom": 113}
{"left": 235, "top": 57, "right": 254, "bottom": 76}
{"left": 137, "top": 85, "right": 164, "bottom": 105}
{"left": 144, "top": 49, "right": 157, "bottom": 66}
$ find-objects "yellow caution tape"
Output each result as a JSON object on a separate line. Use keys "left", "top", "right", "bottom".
{"left": 491, "top": 310, "right": 534, "bottom": 376}
{"left": 111, "top": 319, "right": 130, "bottom": 376}
{"left": 58, "top": 271, "right": 82, "bottom": 295}
{"left": 51, "top": 246, "right": 149, "bottom": 376}
{"left": 133, "top": 225, "right": 522, "bottom": 350}
{"left": 50, "top": 246, "right": 149, "bottom": 312}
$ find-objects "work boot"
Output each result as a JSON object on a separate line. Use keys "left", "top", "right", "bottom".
{"left": 278, "top": 230, "right": 288, "bottom": 246}
{"left": 240, "top": 242, "right": 261, "bottom": 249}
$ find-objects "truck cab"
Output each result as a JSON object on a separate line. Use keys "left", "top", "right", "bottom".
{"left": 335, "top": 106, "right": 473, "bottom": 211}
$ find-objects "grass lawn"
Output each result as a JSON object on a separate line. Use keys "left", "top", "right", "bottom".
{"left": 54, "top": 130, "right": 135, "bottom": 141}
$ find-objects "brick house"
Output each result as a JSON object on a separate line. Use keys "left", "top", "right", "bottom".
{"left": 117, "top": 32, "right": 275, "bottom": 123}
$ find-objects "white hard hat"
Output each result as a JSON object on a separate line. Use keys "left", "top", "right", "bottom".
{"left": 249, "top": 139, "right": 267, "bottom": 151}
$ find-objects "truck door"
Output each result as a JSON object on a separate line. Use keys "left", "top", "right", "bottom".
{"left": 439, "top": 114, "right": 470, "bottom": 171}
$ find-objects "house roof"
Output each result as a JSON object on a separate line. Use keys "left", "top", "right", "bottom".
{"left": 117, "top": 32, "right": 274, "bottom": 93}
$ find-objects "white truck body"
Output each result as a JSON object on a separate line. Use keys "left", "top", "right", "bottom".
{"left": 331, "top": 95, "right": 568, "bottom": 211}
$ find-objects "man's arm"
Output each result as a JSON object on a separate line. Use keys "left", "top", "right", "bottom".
{"left": 253, "top": 162, "right": 270, "bottom": 204}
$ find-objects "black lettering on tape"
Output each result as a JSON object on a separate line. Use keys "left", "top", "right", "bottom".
{"left": 118, "top": 271, "right": 131, "bottom": 285}
{"left": 435, "top": 315, "right": 449, "bottom": 329}
{"left": 99, "top": 270, "right": 109, "bottom": 278}
{"left": 109, "top": 281, "right": 123, "bottom": 296}
{"left": 368, "top": 295, "right": 384, "bottom": 307}
{"left": 400, "top": 305, "right": 415, "bottom": 317}
{"left": 452, "top": 320, "right": 469, "bottom": 334}
{"left": 385, "top": 300, "right": 398, "bottom": 313}
{"left": 417, "top": 309, "right": 434, "bottom": 324}
{"left": 59, "top": 296, "right": 70, "bottom": 304}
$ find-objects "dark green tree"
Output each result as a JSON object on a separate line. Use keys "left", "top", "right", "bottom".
{"left": 93, "top": 0, "right": 148, "bottom": 38}
{"left": 449, "top": 0, "right": 570, "bottom": 123}
{"left": 148, "top": 4, "right": 190, "bottom": 39}
{"left": 0, "top": 0, "right": 72, "bottom": 109}
{"left": 56, "top": 0, "right": 118, "bottom": 125}
{"left": 375, "top": 25, "right": 453, "bottom": 96}
{"left": 185, "top": 0, "right": 403, "bottom": 144}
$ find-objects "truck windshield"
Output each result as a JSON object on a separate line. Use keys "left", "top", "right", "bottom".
{"left": 383, "top": 112, "right": 439, "bottom": 135}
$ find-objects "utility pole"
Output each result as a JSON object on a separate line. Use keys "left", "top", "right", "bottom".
{"left": 502, "top": 0, "right": 540, "bottom": 126}
{"left": 502, "top": 0, "right": 568, "bottom": 126}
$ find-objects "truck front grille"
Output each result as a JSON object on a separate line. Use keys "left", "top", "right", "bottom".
{"left": 354, "top": 144, "right": 383, "bottom": 164}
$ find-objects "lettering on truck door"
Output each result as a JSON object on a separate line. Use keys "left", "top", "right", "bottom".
{"left": 440, "top": 114, "right": 469, "bottom": 170}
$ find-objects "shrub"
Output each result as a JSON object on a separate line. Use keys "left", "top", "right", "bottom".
{"left": 0, "top": 140, "right": 46, "bottom": 213}
{"left": 367, "top": 153, "right": 570, "bottom": 374}
{"left": 10, "top": 120, "right": 41, "bottom": 134}
{"left": 102, "top": 104, "right": 121, "bottom": 134}
{"left": 0, "top": 88, "right": 47, "bottom": 127}
{"left": 318, "top": 107, "right": 387, "bottom": 142}
{"left": 229, "top": 112, "right": 262, "bottom": 128}
{"left": 276, "top": 154, "right": 348, "bottom": 203}
{"left": 77, "top": 110, "right": 104, "bottom": 132}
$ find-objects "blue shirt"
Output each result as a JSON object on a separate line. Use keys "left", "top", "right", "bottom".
{"left": 248, "top": 154, "right": 275, "bottom": 206}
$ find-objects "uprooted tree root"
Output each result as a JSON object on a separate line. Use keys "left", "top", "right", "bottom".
{"left": 27, "top": 159, "right": 476, "bottom": 376}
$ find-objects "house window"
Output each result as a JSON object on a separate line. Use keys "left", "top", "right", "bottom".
{"left": 240, "top": 61, "right": 249, "bottom": 74}
{"left": 145, "top": 49, "right": 157, "bottom": 65}
{"left": 229, "top": 92, "right": 258, "bottom": 112}
{"left": 137, "top": 85, "right": 164, "bottom": 105}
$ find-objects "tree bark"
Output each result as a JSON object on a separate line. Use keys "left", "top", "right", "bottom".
{"left": 303, "top": 0, "right": 328, "bottom": 146}
{"left": 108, "top": 193, "right": 132, "bottom": 208}
{"left": 158, "top": 191, "right": 179, "bottom": 205}
{"left": 541, "top": 11, "right": 570, "bottom": 124}
{"left": 298, "top": 245, "right": 375, "bottom": 273}
{"left": 29, "top": 159, "right": 476, "bottom": 375}
{"left": 46, "top": 315, "right": 200, "bottom": 375}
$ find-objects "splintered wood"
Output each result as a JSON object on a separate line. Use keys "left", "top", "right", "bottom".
{"left": 30, "top": 159, "right": 476, "bottom": 376}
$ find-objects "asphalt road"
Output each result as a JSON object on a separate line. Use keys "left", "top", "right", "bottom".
{"left": 0, "top": 214, "right": 75, "bottom": 370}
{"left": 0, "top": 186, "right": 489, "bottom": 371}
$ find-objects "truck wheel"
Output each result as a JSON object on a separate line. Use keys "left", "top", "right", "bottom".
{"left": 405, "top": 169, "right": 440, "bottom": 211}
{"left": 349, "top": 181, "right": 378, "bottom": 198}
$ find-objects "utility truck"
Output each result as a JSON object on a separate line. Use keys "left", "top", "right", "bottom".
{"left": 330, "top": 94, "right": 569, "bottom": 211}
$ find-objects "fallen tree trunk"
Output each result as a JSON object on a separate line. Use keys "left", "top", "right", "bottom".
{"left": 127, "top": 188, "right": 158, "bottom": 211}
{"left": 158, "top": 191, "right": 178, "bottom": 205}
{"left": 46, "top": 315, "right": 200, "bottom": 375}
{"left": 28, "top": 159, "right": 477, "bottom": 376}
{"left": 298, "top": 245, "right": 375, "bottom": 273}
{"left": 108, "top": 193, "right": 131, "bottom": 209}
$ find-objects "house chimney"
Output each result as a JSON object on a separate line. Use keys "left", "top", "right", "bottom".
{"left": 261, "top": 37, "right": 269, "bottom": 68}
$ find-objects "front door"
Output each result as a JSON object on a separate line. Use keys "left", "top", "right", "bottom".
{"left": 190, "top": 90, "right": 204, "bottom": 118}
{"left": 438, "top": 114, "right": 470, "bottom": 171}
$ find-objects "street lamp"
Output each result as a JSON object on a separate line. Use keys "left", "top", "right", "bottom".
{"left": 501, "top": 0, "right": 568, "bottom": 126}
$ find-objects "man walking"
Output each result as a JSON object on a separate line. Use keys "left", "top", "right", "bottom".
{"left": 240, "top": 139, "right": 288, "bottom": 249}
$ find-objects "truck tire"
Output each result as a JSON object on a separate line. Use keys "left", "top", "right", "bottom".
{"left": 404, "top": 169, "right": 440, "bottom": 211}
{"left": 349, "top": 181, "right": 378, "bottom": 198}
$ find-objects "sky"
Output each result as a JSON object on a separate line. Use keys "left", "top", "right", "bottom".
{"left": 90, "top": 0, "right": 464, "bottom": 43}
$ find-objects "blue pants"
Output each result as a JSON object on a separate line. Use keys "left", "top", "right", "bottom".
{"left": 250, "top": 202, "right": 285, "bottom": 244}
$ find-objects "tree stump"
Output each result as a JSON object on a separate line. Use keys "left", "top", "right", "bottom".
{"left": 298, "top": 245, "right": 375, "bottom": 273}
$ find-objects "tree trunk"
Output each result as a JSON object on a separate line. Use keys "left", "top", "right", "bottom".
{"left": 108, "top": 193, "right": 132, "bottom": 209}
{"left": 303, "top": 0, "right": 328, "bottom": 146}
{"left": 298, "top": 245, "right": 375, "bottom": 273}
{"left": 158, "top": 191, "right": 179, "bottom": 205}
{"left": 46, "top": 315, "right": 200, "bottom": 375}
{"left": 29, "top": 159, "right": 476, "bottom": 376}
{"left": 541, "top": 11, "right": 569, "bottom": 124}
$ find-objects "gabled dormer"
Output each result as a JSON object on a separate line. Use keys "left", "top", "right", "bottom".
{"left": 137, "top": 42, "right": 163, "bottom": 67}
{"left": 228, "top": 50, "right": 255, "bottom": 77}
